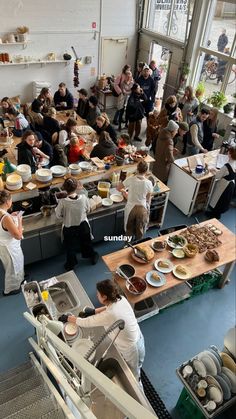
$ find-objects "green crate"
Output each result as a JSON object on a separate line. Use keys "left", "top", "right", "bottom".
{"left": 189, "top": 270, "right": 222, "bottom": 297}
{"left": 175, "top": 388, "right": 205, "bottom": 419}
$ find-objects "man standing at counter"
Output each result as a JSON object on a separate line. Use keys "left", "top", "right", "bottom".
{"left": 186, "top": 108, "right": 209, "bottom": 156}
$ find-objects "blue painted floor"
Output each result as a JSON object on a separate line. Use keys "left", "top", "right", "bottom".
{"left": 0, "top": 202, "right": 235, "bottom": 419}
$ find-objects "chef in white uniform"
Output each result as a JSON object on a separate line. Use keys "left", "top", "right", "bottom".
{"left": 0, "top": 190, "right": 24, "bottom": 295}
{"left": 117, "top": 159, "right": 153, "bottom": 240}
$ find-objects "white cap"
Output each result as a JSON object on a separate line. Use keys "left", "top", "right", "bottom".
{"left": 143, "top": 64, "right": 150, "bottom": 70}
{"left": 167, "top": 120, "right": 179, "bottom": 132}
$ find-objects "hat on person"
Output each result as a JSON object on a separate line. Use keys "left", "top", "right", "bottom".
{"left": 178, "top": 122, "right": 189, "bottom": 132}
{"left": 143, "top": 64, "right": 150, "bottom": 70}
{"left": 167, "top": 120, "right": 179, "bottom": 132}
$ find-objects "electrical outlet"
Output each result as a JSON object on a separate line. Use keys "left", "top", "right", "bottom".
{"left": 85, "top": 56, "right": 92, "bottom": 64}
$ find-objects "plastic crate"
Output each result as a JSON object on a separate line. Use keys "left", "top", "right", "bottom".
{"left": 175, "top": 388, "right": 205, "bottom": 419}
{"left": 188, "top": 270, "right": 222, "bottom": 297}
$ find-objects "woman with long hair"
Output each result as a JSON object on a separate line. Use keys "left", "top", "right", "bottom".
{"left": 157, "top": 95, "right": 183, "bottom": 129}
{"left": 0, "top": 190, "right": 24, "bottom": 296}
{"left": 112, "top": 64, "right": 132, "bottom": 125}
{"left": 94, "top": 113, "right": 117, "bottom": 144}
{"left": 202, "top": 108, "right": 219, "bottom": 151}
{"left": 60, "top": 279, "right": 145, "bottom": 382}
{"left": 90, "top": 131, "right": 117, "bottom": 159}
{"left": 178, "top": 86, "right": 199, "bottom": 125}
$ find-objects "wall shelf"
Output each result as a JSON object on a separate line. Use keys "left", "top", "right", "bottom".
{"left": 0, "top": 41, "right": 31, "bottom": 49}
{"left": 0, "top": 60, "right": 70, "bottom": 67}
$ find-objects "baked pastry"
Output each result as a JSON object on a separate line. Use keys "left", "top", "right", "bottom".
{"left": 176, "top": 265, "right": 187, "bottom": 275}
{"left": 205, "top": 250, "right": 220, "bottom": 262}
{"left": 158, "top": 260, "right": 169, "bottom": 269}
{"left": 135, "top": 244, "right": 154, "bottom": 261}
{"left": 152, "top": 272, "right": 161, "bottom": 281}
{"left": 184, "top": 243, "right": 199, "bottom": 258}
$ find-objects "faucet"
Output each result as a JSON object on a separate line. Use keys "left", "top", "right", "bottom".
{"left": 84, "top": 319, "right": 125, "bottom": 365}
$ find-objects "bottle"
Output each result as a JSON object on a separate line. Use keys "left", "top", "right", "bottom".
{"left": 2, "top": 157, "right": 16, "bottom": 181}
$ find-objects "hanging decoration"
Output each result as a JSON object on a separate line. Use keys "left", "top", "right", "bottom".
{"left": 71, "top": 46, "right": 83, "bottom": 88}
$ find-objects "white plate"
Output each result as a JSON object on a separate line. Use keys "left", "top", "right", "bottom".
{"left": 69, "top": 163, "right": 82, "bottom": 174}
{"left": 51, "top": 165, "right": 67, "bottom": 177}
{"left": 40, "top": 157, "right": 50, "bottom": 167}
{"left": 173, "top": 265, "right": 191, "bottom": 280}
{"left": 204, "top": 350, "right": 222, "bottom": 374}
{"left": 146, "top": 271, "right": 166, "bottom": 287}
{"left": 154, "top": 258, "right": 174, "bottom": 273}
{"left": 198, "top": 352, "right": 218, "bottom": 376}
{"left": 192, "top": 358, "right": 207, "bottom": 377}
{"left": 110, "top": 194, "right": 123, "bottom": 203}
{"left": 102, "top": 198, "right": 113, "bottom": 207}
{"left": 221, "top": 367, "right": 236, "bottom": 393}
{"left": 167, "top": 235, "right": 187, "bottom": 249}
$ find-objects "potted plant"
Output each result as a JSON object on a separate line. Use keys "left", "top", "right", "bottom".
{"left": 195, "top": 82, "right": 205, "bottom": 101}
{"left": 223, "top": 103, "right": 234, "bottom": 114}
{"left": 16, "top": 26, "right": 29, "bottom": 42}
{"left": 208, "top": 91, "right": 227, "bottom": 109}
{"left": 179, "top": 63, "right": 190, "bottom": 88}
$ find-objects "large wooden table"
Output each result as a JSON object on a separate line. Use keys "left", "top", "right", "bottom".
{"left": 102, "top": 219, "right": 236, "bottom": 307}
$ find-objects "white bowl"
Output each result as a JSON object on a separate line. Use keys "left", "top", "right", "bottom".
{"left": 69, "top": 163, "right": 82, "bottom": 175}
{"left": 79, "top": 161, "right": 92, "bottom": 171}
{"left": 6, "top": 173, "right": 22, "bottom": 185}
{"left": 102, "top": 198, "right": 113, "bottom": 207}
{"left": 16, "top": 164, "right": 31, "bottom": 174}
{"left": 36, "top": 169, "right": 53, "bottom": 183}
{"left": 110, "top": 194, "right": 124, "bottom": 203}
{"left": 51, "top": 165, "right": 67, "bottom": 177}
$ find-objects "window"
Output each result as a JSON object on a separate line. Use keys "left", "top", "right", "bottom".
{"left": 194, "top": 0, "right": 236, "bottom": 103}
{"left": 146, "top": 0, "right": 194, "bottom": 42}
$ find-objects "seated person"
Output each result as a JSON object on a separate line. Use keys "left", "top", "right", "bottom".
{"left": 68, "top": 134, "right": 84, "bottom": 163}
{"left": 37, "top": 87, "right": 53, "bottom": 114}
{"left": 53, "top": 117, "right": 77, "bottom": 148}
{"left": 76, "top": 88, "right": 89, "bottom": 119}
{"left": 7, "top": 108, "right": 29, "bottom": 137}
{"left": 17, "top": 130, "right": 38, "bottom": 172}
{"left": 34, "top": 131, "right": 53, "bottom": 163}
{"left": 117, "top": 133, "right": 131, "bottom": 149}
{"left": 28, "top": 99, "right": 44, "bottom": 129}
{"left": 90, "top": 131, "right": 117, "bottom": 160}
{"left": 94, "top": 114, "right": 117, "bottom": 144}
{"left": 54, "top": 82, "right": 74, "bottom": 110}
{"left": 1, "top": 97, "right": 16, "bottom": 118}
{"left": 43, "top": 107, "right": 60, "bottom": 140}
{"left": 86, "top": 96, "right": 101, "bottom": 128}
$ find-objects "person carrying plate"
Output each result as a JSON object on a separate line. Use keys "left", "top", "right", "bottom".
{"left": 117, "top": 159, "right": 153, "bottom": 240}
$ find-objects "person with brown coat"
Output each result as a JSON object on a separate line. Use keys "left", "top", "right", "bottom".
{"left": 152, "top": 120, "right": 179, "bottom": 184}
{"left": 145, "top": 108, "right": 159, "bottom": 149}
{"left": 157, "top": 95, "right": 183, "bottom": 129}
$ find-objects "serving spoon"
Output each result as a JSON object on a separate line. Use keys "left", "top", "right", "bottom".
{"left": 116, "top": 267, "right": 140, "bottom": 294}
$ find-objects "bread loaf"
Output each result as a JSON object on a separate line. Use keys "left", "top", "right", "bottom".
{"left": 205, "top": 250, "right": 219, "bottom": 262}
{"left": 135, "top": 244, "right": 154, "bottom": 261}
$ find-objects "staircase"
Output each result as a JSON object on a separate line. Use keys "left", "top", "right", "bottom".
{"left": 0, "top": 361, "right": 67, "bottom": 419}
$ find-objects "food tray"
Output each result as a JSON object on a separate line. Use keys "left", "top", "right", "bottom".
{"left": 176, "top": 353, "right": 236, "bottom": 419}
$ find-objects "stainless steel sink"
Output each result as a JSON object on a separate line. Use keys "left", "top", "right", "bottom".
{"left": 48, "top": 282, "right": 79, "bottom": 312}
{"left": 91, "top": 357, "right": 142, "bottom": 419}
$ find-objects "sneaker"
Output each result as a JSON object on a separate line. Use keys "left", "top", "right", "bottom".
{"left": 134, "top": 136, "right": 142, "bottom": 142}
{"left": 91, "top": 252, "right": 99, "bottom": 265}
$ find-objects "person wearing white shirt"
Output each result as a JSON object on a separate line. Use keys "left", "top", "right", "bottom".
{"left": 57, "top": 117, "right": 77, "bottom": 148}
{"left": 117, "top": 159, "right": 153, "bottom": 240}
{"left": 63, "top": 279, "right": 145, "bottom": 382}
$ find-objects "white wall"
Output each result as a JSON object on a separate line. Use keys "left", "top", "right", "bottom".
{"left": 0, "top": 0, "right": 137, "bottom": 102}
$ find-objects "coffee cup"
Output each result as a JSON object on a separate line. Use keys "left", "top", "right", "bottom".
{"left": 182, "top": 365, "right": 193, "bottom": 378}
{"left": 197, "top": 387, "right": 206, "bottom": 398}
{"left": 197, "top": 380, "right": 207, "bottom": 390}
{"left": 204, "top": 400, "right": 216, "bottom": 412}
{"left": 196, "top": 164, "right": 204, "bottom": 174}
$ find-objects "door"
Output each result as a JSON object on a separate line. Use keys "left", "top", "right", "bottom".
{"left": 101, "top": 38, "right": 128, "bottom": 77}
{"left": 149, "top": 41, "right": 172, "bottom": 105}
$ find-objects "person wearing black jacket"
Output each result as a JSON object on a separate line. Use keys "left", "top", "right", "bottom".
{"left": 34, "top": 132, "right": 53, "bottom": 163}
{"left": 43, "top": 107, "right": 60, "bottom": 141}
{"left": 90, "top": 131, "right": 117, "bottom": 160}
{"left": 137, "top": 65, "right": 155, "bottom": 117}
{"left": 94, "top": 114, "right": 117, "bottom": 145}
{"left": 17, "top": 130, "right": 38, "bottom": 173}
{"left": 126, "top": 83, "right": 147, "bottom": 142}
{"left": 54, "top": 82, "right": 74, "bottom": 110}
{"left": 76, "top": 88, "right": 89, "bottom": 119}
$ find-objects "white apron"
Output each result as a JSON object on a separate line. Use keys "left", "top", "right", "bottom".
{"left": 210, "top": 178, "right": 230, "bottom": 208}
{"left": 0, "top": 211, "right": 24, "bottom": 293}
{"left": 123, "top": 175, "right": 149, "bottom": 231}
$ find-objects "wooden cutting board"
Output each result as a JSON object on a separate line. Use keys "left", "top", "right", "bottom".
{"left": 90, "top": 157, "right": 105, "bottom": 169}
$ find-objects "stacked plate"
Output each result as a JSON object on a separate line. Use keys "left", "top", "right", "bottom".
{"left": 51, "top": 165, "right": 67, "bottom": 177}
{"left": 69, "top": 163, "right": 81, "bottom": 175}
{"left": 6, "top": 173, "right": 23, "bottom": 190}
{"left": 35, "top": 168, "right": 53, "bottom": 183}
{"left": 16, "top": 164, "right": 31, "bottom": 182}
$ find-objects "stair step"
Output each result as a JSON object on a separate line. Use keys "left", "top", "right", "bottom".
{"left": 0, "top": 375, "right": 43, "bottom": 404}
{"left": 4, "top": 395, "right": 58, "bottom": 419}
{"left": 0, "top": 362, "right": 32, "bottom": 383}
{"left": 0, "top": 383, "right": 50, "bottom": 419}
{"left": 41, "top": 408, "right": 67, "bottom": 419}
{"left": 0, "top": 366, "right": 37, "bottom": 392}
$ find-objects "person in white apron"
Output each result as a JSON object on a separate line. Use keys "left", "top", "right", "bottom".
{"left": 117, "top": 160, "right": 153, "bottom": 240}
{"left": 0, "top": 190, "right": 24, "bottom": 295}
{"left": 59, "top": 279, "right": 145, "bottom": 383}
{"left": 208, "top": 146, "right": 236, "bottom": 219}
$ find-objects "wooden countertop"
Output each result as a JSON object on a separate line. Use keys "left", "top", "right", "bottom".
{"left": 102, "top": 219, "right": 236, "bottom": 304}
